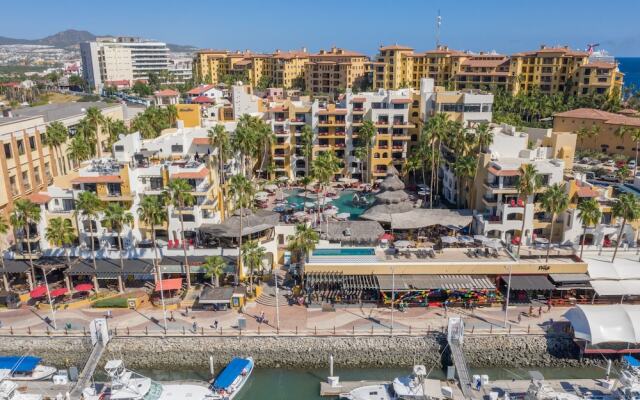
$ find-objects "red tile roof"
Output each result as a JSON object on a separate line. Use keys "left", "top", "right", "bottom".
{"left": 72, "top": 176, "right": 122, "bottom": 184}
{"left": 28, "top": 193, "right": 51, "bottom": 204}
{"left": 155, "top": 89, "right": 180, "bottom": 97}
{"left": 554, "top": 108, "right": 640, "bottom": 127}
{"left": 318, "top": 109, "right": 348, "bottom": 115}
{"left": 155, "top": 278, "right": 182, "bottom": 291}
{"left": 171, "top": 168, "right": 209, "bottom": 180}
{"left": 488, "top": 166, "right": 520, "bottom": 177}
{"left": 581, "top": 61, "right": 616, "bottom": 69}
{"left": 351, "top": 97, "right": 366, "bottom": 103}
{"left": 191, "top": 137, "right": 210, "bottom": 145}
{"left": 576, "top": 186, "right": 599, "bottom": 198}
{"left": 379, "top": 44, "right": 413, "bottom": 51}
{"left": 461, "top": 57, "right": 509, "bottom": 68}
{"left": 390, "top": 98, "right": 412, "bottom": 104}
{"left": 192, "top": 95, "right": 215, "bottom": 104}
{"left": 187, "top": 85, "right": 216, "bottom": 95}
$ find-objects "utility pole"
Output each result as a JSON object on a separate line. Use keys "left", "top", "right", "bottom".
{"left": 390, "top": 265, "right": 395, "bottom": 335}
{"left": 436, "top": 10, "right": 442, "bottom": 48}
{"left": 503, "top": 264, "right": 513, "bottom": 328}
{"left": 41, "top": 267, "right": 57, "bottom": 330}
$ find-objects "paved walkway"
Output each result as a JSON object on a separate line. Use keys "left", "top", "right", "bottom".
{"left": 0, "top": 297, "right": 568, "bottom": 337}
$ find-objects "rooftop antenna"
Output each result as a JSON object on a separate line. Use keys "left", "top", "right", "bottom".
{"left": 436, "top": 10, "right": 442, "bottom": 48}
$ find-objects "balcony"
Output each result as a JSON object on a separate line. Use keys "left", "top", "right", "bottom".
{"left": 353, "top": 106, "right": 364, "bottom": 113}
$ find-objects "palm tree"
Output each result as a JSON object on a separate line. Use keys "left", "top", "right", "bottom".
{"left": 45, "top": 122, "right": 68, "bottom": 173}
{"left": 253, "top": 119, "right": 273, "bottom": 178}
{"left": 299, "top": 175, "right": 312, "bottom": 213}
{"left": 75, "top": 119, "right": 97, "bottom": 157}
{"left": 616, "top": 165, "right": 630, "bottom": 183}
{"left": 614, "top": 126, "right": 628, "bottom": 146}
{"left": 166, "top": 105, "right": 178, "bottom": 126}
{"left": 45, "top": 217, "right": 76, "bottom": 263}
{"left": 74, "top": 191, "right": 103, "bottom": 290}
{"left": 137, "top": 195, "right": 167, "bottom": 282}
{"left": 0, "top": 215, "right": 10, "bottom": 291}
{"left": 611, "top": 193, "right": 640, "bottom": 263}
{"left": 208, "top": 124, "right": 231, "bottom": 186}
{"left": 577, "top": 199, "right": 602, "bottom": 259}
{"left": 286, "top": 223, "right": 319, "bottom": 285}
{"left": 312, "top": 151, "right": 341, "bottom": 219}
{"left": 10, "top": 199, "right": 41, "bottom": 287}
{"left": 452, "top": 155, "right": 477, "bottom": 208}
{"left": 241, "top": 240, "right": 266, "bottom": 294}
{"left": 102, "top": 203, "right": 133, "bottom": 292}
{"left": 228, "top": 175, "right": 254, "bottom": 283}
{"left": 403, "top": 154, "right": 420, "bottom": 185}
{"left": 359, "top": 120, "right": 376, "bottom": 183}
{"left": 631, "top": 128, "right": 640, "bottom": 177}
{"left": 164, "top": 179, "right": 196, "bottom": 288}
{"left": 354, "top": 147, "right": 367, "bottom": 181}
{"left": 67, "top": 136, "right": 92, "bottom": 167}
{"left": 475, "top": 122, "right": 493, "bottom": 153}
{"left": 515, "top": 164, "right": 541, "bottom": 256}
{"left": 202, "top": 255, "right": 226, "bottom": 287}
{"left": 300, "top": 125, "right": 314, "bottom": 177}
{"left": 84, "top": 107, "right": 105, "bottom": 156}
{"left": 540, "top": 183, "right": 569, "bottom": 263}
{"left": 233, "top": 114, "right": 259, "bottom": 178}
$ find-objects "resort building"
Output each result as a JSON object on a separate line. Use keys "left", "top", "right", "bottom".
{"left": 305, "top": 47, "right": 370, "bottom": 95}
{"left": 553, "top": 108, "right": 640, "bottom": 159}
{"left": 81, "top": 37, "right": 170, "bottom": 92}
{"left": 471, "top": 124, "right": 576, "bottom": 245}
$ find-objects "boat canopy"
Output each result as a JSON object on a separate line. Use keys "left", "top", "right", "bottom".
{"left": 0, "top": 356, "right": 40, "bottom": 373}
{"left": 213, "top": 358, "right": 250, "bottom": 390}
{"left": 564, "top": 305, "right": 640, "bottom": 344}
{"left": 623, "top": 355, "right": 640, "bottom": 368}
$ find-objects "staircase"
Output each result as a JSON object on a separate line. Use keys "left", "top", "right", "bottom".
{"left": 255, "top": 270, "right": 288, "bottom": 307}
{"left": 447, "top": 317, "right": 475, "bottom": 399}
{"left": 70, "top": 338, "right": 106, "bottom": 397}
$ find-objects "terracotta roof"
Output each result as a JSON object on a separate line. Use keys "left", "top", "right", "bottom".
{"left": 351, "top": 97, "right": 366, "bottom": 103}
{"left": 456, "top": 71, "right": 509, "bottom": 76}
{"left": 233, "top": 59, "right": 252, "bottom": 66}
{"left": 581, "top": 61, "right": 616, "bottom": 69}
{"left": 154, "top": 89, "right": 179, "bottom": 97}
{"left": 311, "top": 49, "right": 366, "bottom": 58}
{"left": 171, "top": 168, "right": 209, "bottom": 180}
{"left": 390, "top": 98, "right": 412, "bottom": 104}
{"left": 379, "top": 44, "right": 413, "bottom": 51}
{"left": 192, "top": 95, "right": 215, "bottom": 104}
{"left": 487, "top": 166, "right": 520, "bottom": 177}
{"left": 619, "top": 109, "right": 639, "bottom": 115}
{"left": 414, "top": 48, "right": 467, "bottom": 56}
{"left": 105, "top": 80, "right": 130, "bottom": 86}
{"left": 72, "top": 175, "right": 122, "bottom": 184}
{"left": 187, "top": 85, "right": 216, "bottom": 95}
{"left": 576, "top": 186, "right": 599, "bottom": 198}
{"left": 461, "top": 57, "right": 509, "bottom": 68}
{"left": 28, "top": 192, "right": 51, "bottom": 204}
{"left": 512, "top": 48, "right": 589, "bottom": 57}
{"left": 318, "top": 109, "right": 348, "bottom": 115}
{"left": 272, "top": 51, "right": 309, "bottom": 60}
{"left": 192, "top": 137, "right": 210, "bottom": 145}
{"left": 269, "top": 106, "right": 288, "bottom": 112}
{"left": 554, "top": 108, "right": 640, "bottom": 127}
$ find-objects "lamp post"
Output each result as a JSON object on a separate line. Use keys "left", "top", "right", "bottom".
{"left": 390, "top": 265, "right": 395, "bottom": 335}
{"left": 158, "top": 270, "right": 168, "bottom": 332}
{"left": 39, "top": 266, "right": 57, "bottom": 330}
{"left": 274, "top": 270, "right": 280, "bottom": 333}
{"left": 503, "top": 264, "right": 513, "bottom": 328}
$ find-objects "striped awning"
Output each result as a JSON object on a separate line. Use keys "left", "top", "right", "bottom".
{"left": 305, "top": 272, "right": 379, "bottom": 291}
{"left": 376, "top": 274, "right": 495, "bottom": 291}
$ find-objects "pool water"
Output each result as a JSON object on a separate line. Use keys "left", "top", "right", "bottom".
{"left": 312, "top": 248, "right": 376, "bottom": 256}
{"left": 285, "top": 189, "right": 373, "bottom": 220}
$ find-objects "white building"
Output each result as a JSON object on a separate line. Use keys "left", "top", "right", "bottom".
{"left": 168, "top": 57, "right": 193, "bottom": 83}
{"left": 81, "top": 37, "right": 170, "bottom": 92}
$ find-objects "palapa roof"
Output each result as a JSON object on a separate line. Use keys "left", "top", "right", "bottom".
{"left": 379, "top": 172, "right": 405, "bottom": 191}
{"left": 199, "top": 208, "right": 279, "bottom": 237}
{"left": 374, "top": 189, "right": 410, "bottom": 204}
{"left": 320, "top": 220, "right": 384, "bottom": 243}
{"left": 389, "top": 209, "right": 473, "bottom": 230}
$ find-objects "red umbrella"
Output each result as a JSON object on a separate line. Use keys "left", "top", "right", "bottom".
{"left": 74, "top": 283, "right": 94, "bottom": 292}
{"left": 50, "top": 288, "right": 68, "bottom": 297}
{"left": 30, "top": 286, "right": 47, "bottom": 299}
{"left": 380, "top": 233, "right": 395, "bottom": 241}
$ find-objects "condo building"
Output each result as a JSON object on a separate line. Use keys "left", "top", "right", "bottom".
{"left": 81, "top": 37, "right": 170, "bottom": 92}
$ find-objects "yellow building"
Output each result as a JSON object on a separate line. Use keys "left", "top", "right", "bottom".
{"left": 176, "top": 104, "right": 202, "bottom": 128}
{"left": 271, "top": 50, "right": 309, "bottom": 89}
{"left": 305, "top": 47, "right": 369, "bottom": 94}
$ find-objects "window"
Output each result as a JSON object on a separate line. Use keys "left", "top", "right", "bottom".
{"left": 4, "top": 143, "right": 11, "bottom": 159}
{"left": 114, "top": 145, "right": 124, "bottom": 152}
{"left": 28, "top": 137, "right": 36, "bottom": 151}
{"left": 21, "top": 170, "right": 30, "bottom": 191}
{"left": 17, "top": 140, "right": 24, "bottom": 156}
{"left": 34, "top": 166, "right": 41, "bottom": 185}
{"left": 9, "top": 176, "right": 18, "bottom": 196}
{"left": 171, "top": 144, "right": 183, "bottom": 153}
{"left": 44, "top": 162, "right": 51, "bottom": 180}
{"left": 150, "top": 177, "right": 163, "bottom": 190}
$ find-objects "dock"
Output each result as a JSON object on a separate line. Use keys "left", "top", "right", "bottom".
{"left": 320, "top": 380, "right": 388, "bottom": 397}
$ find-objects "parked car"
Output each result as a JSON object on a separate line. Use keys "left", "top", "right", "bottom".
{"left": 628, "top": 160, "right": 636, "bottom": 169}
{"left": 616, "top": 160, "right": 626, "bottom": 168}
{"left": 601, "top": 174, "right": 618, "bottom": 182}
{"left": 603, "top": 160, "right": 615, "bottom": 167}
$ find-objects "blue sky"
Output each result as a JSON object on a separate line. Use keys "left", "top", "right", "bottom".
{"left": 4, "top": 0, "right": 640, "bottom": 56}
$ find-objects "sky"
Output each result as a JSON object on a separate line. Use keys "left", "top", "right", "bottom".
{"left": 3, "top": 0, "right": 640, "bottom": 56}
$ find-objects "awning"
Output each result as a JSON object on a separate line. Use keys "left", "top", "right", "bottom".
{"left": 30, "top": 286, "right": 47, "bottom": 299}
{"left": 586, "top": 255, "right": 640, "bottom": 280}
{"left": 65, "top": 259, "right": 155, "bottom": 278}
{"left": 376, "top": 275, "right": 495, "bottom": 291}
{"left": 564, "top": 305, "right": 640, "bottom": 344}
{"left": 590, "top": 280, "right": 640, "bottom": 296}
{"left": 199, "top": 286, "right": 235, "bottom": 304}
{"left": 155, "top": 278, "right": 182, "bottom": 291}
{"left": 549, "top": 274, "right": 590, "bottom": 283}
{"left": 500, "top": 275, "right": 555, "bottom": 291}
{"left": 2, "top": 260, "right": 31, "bottom": 274}
{"left": 74, "top": 283, "right": 93, "bottom": 292}
{"left": 305, "top": 273, "right": 379, "bottom": 291}
{"left": 50, "top": 288, "right": 68, "bottom": 297}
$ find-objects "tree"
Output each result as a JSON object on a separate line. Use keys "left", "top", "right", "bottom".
{"left": 359, "top": 120, "right": 376, "bottom": 183}
{"left": 452, "top": 155, "right": 477, "bottom": 208}
{"left": 515, "top": 164, "right": 541, "bottom": 256}
{"left": 616, "top": 165, "right": 630, "bottom": 183}
{"left": 0, "top": 215, "right": 10, "bottom": 291}
{"left": 45, "top": 122, "right": 68, "bottom": 173}
{"left": 475, "top": 122, "right": 493, "bottom": 153}
{"left": 611, "top": 193, "right": 640, "bottom": 263}
{"left": 354, "top": 147, "right": 367, "bottom": 181}
{"left": 10, "top": 199, "right": 42, "bottom": 287}
{"left": 102, "top": 203, "right": 134, "bottom": 292}
{"left": 614, "top": 126, "right": 628, "bottom": 146}
{"left": 228, "top": 175, "right": 254, "bottom": 283}
{"left": 132, "top": 81, "right": 152, "bottom": 97}
{"left": 241, "top": 240, "right": 266, "bottom": 294}
{"left": 137, "top": 195, "right": 167, "bottom": 282}
{"left": 631, "top": 128, "right": 640, "bottom": 176}
{"left": 164, "top": 179, "right": 196, "bottom": 288}
{"left": 74, "top": 191, "right": 103, "bottom": 290}
{"left": 68, "top": 75, "right": 87, "bottom": 91}
{"left": 312, "top": 150, "right": 341, "bottom": 216}
{"left": 233, "top": 115, "right": 259, "bottom": 178}
{"left": 202, "top": 256, "right": 226, "bottom": 287}
{"left": 540, "top": 183, "right": 569, "bottom": 263}
{"left": 256, "top": 76, "right": 273, "bottom": 91}
{"left": 577, "top": 199, "right": 602, "bottom": 259}
{"left": 84, "top": 107, "right": 105, "bottom": 157}
{"left": 286, "top": 223, "right": 319, "bottom": 285}
{"left": 208, "top": 124, "right": 232, "bottom": 188}
{"left": 67, "top": 136, "right": 92, "bottom": 167}
{"left": 300, "top": 125, "right": 314, "bottom": 177}
{"left": 45, "top": 217, "right": 76, "bottom": 264}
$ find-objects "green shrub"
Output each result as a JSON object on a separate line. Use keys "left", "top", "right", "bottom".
{"left": 93, "top": 297, "right": 128, "bottom": 308}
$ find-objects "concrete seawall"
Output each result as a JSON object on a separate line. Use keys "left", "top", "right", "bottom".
{"left": 0, "top": 334, "right": 599, "bottom": 370}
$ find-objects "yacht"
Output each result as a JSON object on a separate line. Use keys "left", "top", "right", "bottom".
{"left": 82, "top": 359, "right": 214, "bottom": 400}
{"left": 618, "top": 355, "right": 640, "bottom": 400}
{"left": 340, "top": 365, "right": 447, "bottom": 400}
{"left": 340, "top": 383, "right": 395, "bottom": 400}
{"left": 210, "top": 357, "right": 254, "bottom": 400}
{"left": 0, "top": 380, "right": 43, "bottom": 400}
{"left": 524, "top": 375, "right": 585, "bottom": 400}
{"left": 0, "top": 356, "right": 56, "bottom": 381}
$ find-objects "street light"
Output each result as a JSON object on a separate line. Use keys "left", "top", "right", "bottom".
{"left": 39, "top": 266, "right": 57, "bottom": 330}
{"left": 274, "top": 270, "right": 280, "bottom": 333}
{"left": 503, "top": 264, "right": 513, "bottom": 328}
{"left": 390, "top": 265, "right": 395, "bottom": 335}
{"left": 155, "top": 265, "right": 168, "bottom": 332}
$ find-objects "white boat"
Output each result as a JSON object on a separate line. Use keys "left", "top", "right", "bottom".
{"left": 0, "top": 356, "right": 56, "bottom": 381}
{"left": 618, "top": 355, "right": 640, "bottom": 400}
{"left": 0, "top": 380, "right": 43, "bottom": 400}
{"left": 82, "top": 359, "right": 213, "bottom": 400}
{"left": 524, "top": 372, "right": 585, "bottom": 400}
{"left": 210, "top": 357, "right": 254, "bottom": 400}
{"left": 340, "top": 383, "right": 395, "bottom": 400}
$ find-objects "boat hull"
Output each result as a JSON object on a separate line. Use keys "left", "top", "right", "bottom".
{"left": 4, "top": 366, "right": 57, "bottom": 381}
{"left": 211, "top": 357, "right": 254, "bottom": 400}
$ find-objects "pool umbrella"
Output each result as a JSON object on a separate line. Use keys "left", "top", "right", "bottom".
{"left": 74, "top": 283, "right": 94, "bottom": 292}
{"left": 30, "top": 285, "right": 47, "bottom": 299}
{"left": 264, "top": 184, "right": 278, "bottom": 192}
{"left": 304, "top": 202, "right": 316, "bottom": 209}
{"left": 485, "top": 239, "right": 503, "bottom": 250}
{"left": 473, "top": 235, "right": 489, "bottom": 243}
{"left": 323, "top": 208, "right": 338, "bottom": 216}
{"left": 256, "top": 191, "right": 268, "bottom": 198}
{"left": 440, "top": 236, "right": 458, "bottom": 244}
{"left": 293, "top": 211, "right": 307, "bottom": 218}
{"left": 457, "top": 235, "right": 474, "bottom": 244}
{"left": 336, "top": 213, "right": 350, "bottom": 220}
{"left": 50, "top": 288, "right": 68, "bottom": 297}
{"left": 277, "top": 176, "right": 289, "bottom": 182}
{"left": 394, "top": 240, "right": 414, "bottom": 248}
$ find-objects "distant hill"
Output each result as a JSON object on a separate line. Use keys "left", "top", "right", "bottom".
{"left": 0, "top": 29, "right": 197, "bottom": 52}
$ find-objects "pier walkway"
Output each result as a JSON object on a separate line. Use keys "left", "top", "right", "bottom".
{"left": 69, "top": 319, "right": 110, "bottom": 398}
{"left": 448, "top": 317, "right": 475, "bottom": 399}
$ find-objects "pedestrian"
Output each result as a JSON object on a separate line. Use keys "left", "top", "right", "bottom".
{"left": 537, "top": 306, "right": 542, "bottom": 317}
{"left": 259, "top": 311, "right": 265, "bottom": 324}
{"left": 185, "top": 307, "right": 189, "bottom": 316}
{"left": 213, "top": 320, "right": 218, "bottom": 330}
{"left": 529, "top": 305, "right": 533, "bottom": 317}
{"left": 192, "top": 321, "right": 197, "bottom": 332}
{"left": 547, "top": 303, "right": 551, "bottom": 312}
{"left": 517, "top": 313, "right": 522, "bottom": 324}
{"left": 170, "top": 311, "right": 174, "bottom": 322}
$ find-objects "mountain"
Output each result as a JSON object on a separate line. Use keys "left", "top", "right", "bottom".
{"left": 0, "top": 29, "right": 197, "bottom": 52}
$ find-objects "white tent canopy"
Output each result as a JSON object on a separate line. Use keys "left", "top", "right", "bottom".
{"left": 585, "top": 255, "right": 640, "bottom": 280}
{"left": 564, "top": 305, "right": 640, "bottom": 344}
{"left": 590, "top": 280, "right": 640, "bottom": 296}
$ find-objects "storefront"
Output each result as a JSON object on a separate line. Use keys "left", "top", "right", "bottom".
{"left": 499, "top": 275, "right": 556, "bottom": 304}
{"left": 305, "top": 272, "right": 380, "bottom": 305}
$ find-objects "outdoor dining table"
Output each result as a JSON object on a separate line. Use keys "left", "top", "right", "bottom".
{"left": 394, "top": 240, "right": 415, "bottom": 248}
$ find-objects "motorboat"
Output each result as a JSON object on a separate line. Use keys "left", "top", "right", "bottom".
{"left": 618, "top": 355, "right": 640, "bottom": 400}
{"left": 81, "top": 359, "right": 214, "bottom": 400}
{"left": 340, "top": 383, "right": 395, "bottom": 400}
{"left": 0, "top": 380, "right": 43, "bottom": 400}
{"left": 0, "top": 356, "right": 56, "bottom": 381}
{"left": 210, "top": 357, "right": 254, "bottom": 400}
{"left": 523, "top": 372, "right": 585, "bottom": 400}
{"left": 392, "top": 365, "right": 447, "bottom": 399}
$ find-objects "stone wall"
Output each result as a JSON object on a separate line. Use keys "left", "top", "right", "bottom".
{"left": 0, "top": 333, "right": 598, "bottom": 371}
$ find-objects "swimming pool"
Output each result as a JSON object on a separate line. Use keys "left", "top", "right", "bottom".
{"left": 285, "top": 189, "right": 373, "bottom": 220}
{"left": 312, "top": 248, "right": 376, "bottom": 256}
